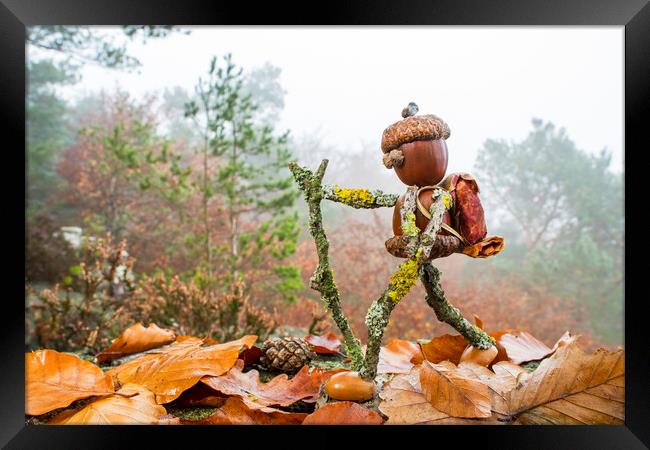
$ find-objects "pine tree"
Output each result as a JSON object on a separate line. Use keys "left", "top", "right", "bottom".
{"left": 184, "top": 54, "right": 302, "bottom": 302}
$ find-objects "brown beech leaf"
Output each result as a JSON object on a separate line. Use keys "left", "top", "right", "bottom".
{"left": 386, "top": 339, "right": 424, "bottom": 365}
{"left": 505, "top": 336, "right": 625, "bottom": 424}
{"left": 453, "top": 361, "right": 528, "bottom": 416}
{"left": 201, "top": 360, "right": 326, "bottom": 407}
{"left": 302, "top": 401, "right": 384, "bottom": 425}
{"left": 489, "top": 329, "right": 519, "bottom": 365}
{"left": 379, "top": 367, "right": 448, "bottom": 424}
{"left": 377, "top": 339, "right": 422, "bottom": 374}
{"left": 498, "top": 331, "right": 554, "bottom": 365}
{"left": 182, "top": 397, "right": 307, "bottom": 425}
{"left": 96, "top": 323, "right": 176, "bottom": 363}
{"left": 419, "top": 360, "right": 492, "bottom": 418}
{"left": 49, "top": 383, "right": 168, "bottom": 425}
{"left": 419, "top": 334, "right": 468, "bottom": 365}
{"left": 107, "top": 335, "right": 257, "bottom": 404}
{"left": 26, "top": 350, "right": 114, "bottom": 416}
{"left": 378, "top": 367, "right": 502, "bottom": 425}
{"left": 305, "top": 332, "right": 342, "bottom": 355}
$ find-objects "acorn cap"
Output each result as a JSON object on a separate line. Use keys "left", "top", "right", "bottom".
{"left": 381, "top": 102, "right": 451, "bottom": 153}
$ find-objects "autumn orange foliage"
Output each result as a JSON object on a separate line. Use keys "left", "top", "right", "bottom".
{"left": 25, "top": 324, "right": 623, "bottom": 426}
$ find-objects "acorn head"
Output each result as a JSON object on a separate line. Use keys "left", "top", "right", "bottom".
{"left": 381, "top": 102, "right": 451, "bottom": 187}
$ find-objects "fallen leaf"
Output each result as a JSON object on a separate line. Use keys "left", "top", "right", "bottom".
{"left": 489, "top": 330, "right": 516, "bottom": 365}
{"left": 378, "top": 367, "right": 502, "bottom": 425}
{"left": 174, "top": 383, "right": 228, "bottom": 408}
{"left": 454, "top": 361, "right": 527, "bottom": 416}
{"left": 379, "top": 367, "right": 449, "bottom": 424}
{"left": 305, "top": 332, "right": 342, "bottom": 355}
{"left": 377, "top": 340, "right": 421, "bottom": 374}
{"left": 201, "top": 359, "right": 326, "bottom": 407}
{"left": 26, "top": 350, "right": 114, "bottom": 416}
{"left": 506, "top": 336, "right": 624, "bottom": 424}
{"left": 419, "top": 334, "right": 468, "bottom": 365}
{"left": 419, "top": 360, "right": 492, "bottom": 418}
{"left": 498, "top": 331, "right": 554, "bottom": 365}
{"left": 96, "top": 323, "right": 176, "bottom": 363}
{"left": 238, "top": 346, "right": 263, "bottom": 365}
{"left": 49, "top": 384, "right": 168, "bottom": 424}
{"left": 107, "top": 335, "right": 257, "bottom": 403}
{"left": 302, "top": 401, "right": 384, "bottom": 425}
{"left": 182, "top": 397, "right": 307, "bottom": 425}
{"left": 385, "top": 339, "right": 424, "bottom": 365}
{"left": 473, "top": 315, "right": 484, "bottom": 330}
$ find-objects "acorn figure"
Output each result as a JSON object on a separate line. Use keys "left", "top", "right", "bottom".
{"left": 383, "top": 103, "right": 504, "bottom": 259}
{"left": 287, "top": 102, "right": 505, "bottom": 386}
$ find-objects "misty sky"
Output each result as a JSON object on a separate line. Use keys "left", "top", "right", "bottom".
{"left": 52, "top": 27, "right": 624, "bottom": 175}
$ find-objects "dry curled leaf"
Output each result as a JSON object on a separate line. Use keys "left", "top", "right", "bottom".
{"left": 505, "top": 336, "right": 624, "bottom": 424}
{"left": 379, "top": 367, "right": 449, "bottom": 424}
{"left": 201, "top": 360, "right": 326, "bottom": 407}
{"left": 498, "top": 331, "right": 554, "bottom": 365}
{"left": 182, "top": 397, "right": 307, "bottom": 425}
{"left": 48, "top": 383, "right": 168, "bottom": 425}
{"left": 238, "top": 346, "right": 263, "bottom": 365}
{"left": 26, "top": 350, "right": 114, "bottom": 416}
{"left": 305, "top": 332, "right": 342, "bottom": 355}
{"left": 174, "top": 383, "right": 228, "bottom": 408}
{"left": 420, "top": 360, "right": 492, "bottom": 418}
{"left": 419, "top": 334, "right": 468, "bottom": 365}
{"left": 107, "top": 335, "right": 257, "bottom": 404}
{"left": 377, "top": 340, "right": 422, "bottom": 374}
{"left": 96, "top": 323, "right": 176, "bottom": 363}
{"left": 378, "top": 367, "right": 501, "bottom": 425}
{"left": 302, "top": 401, "right": 384, "bottom": 425}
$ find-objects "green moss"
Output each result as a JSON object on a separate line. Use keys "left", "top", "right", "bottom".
{"left": 167, "top": 406, "right": 217, "bottom": 421}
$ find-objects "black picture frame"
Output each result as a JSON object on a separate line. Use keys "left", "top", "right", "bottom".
{"left": 2, "top": 1, "right": 647, "bottom": 448}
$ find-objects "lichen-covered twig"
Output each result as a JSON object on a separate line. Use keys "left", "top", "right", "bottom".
{"left": 419, "top": 261, "right": 495, "bottom": 349}
{"left": 322, "top": 185, "right": 398, "bottom": 209}
{"left": 360, "top": 256, "right": 420, "bottom": 380}
{"left": 288, "top": 160, "right": 364, "bottom": 369}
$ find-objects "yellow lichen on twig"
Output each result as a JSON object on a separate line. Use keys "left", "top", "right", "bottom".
{"left": 332, "top": 186, "right": 375, "bottom": 208}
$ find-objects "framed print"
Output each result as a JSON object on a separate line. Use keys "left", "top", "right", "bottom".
{"left": 2, "top": 0, "right": 647, "bottom": 448}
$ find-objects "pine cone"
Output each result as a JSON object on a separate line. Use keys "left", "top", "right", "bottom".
{"left": 260, "top": 337, "right": 315, "bottom": 372}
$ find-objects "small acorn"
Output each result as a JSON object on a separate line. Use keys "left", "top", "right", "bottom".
{"left": 324, "top": 371, "right": 375, "bottom": 402}
{"left": 381, "top": 102, "right": 450, "bottom": 187}
{"left": 459, "top": 344, "right": 498, "bottom": 367}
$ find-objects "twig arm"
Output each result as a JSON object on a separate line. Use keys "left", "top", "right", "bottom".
{"left": 322, "top": 185, "right": 399, "bottom": 209}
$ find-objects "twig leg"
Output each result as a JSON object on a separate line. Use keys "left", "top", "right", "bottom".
{"left": 359, "top": 257, "right": 420, "bottom": 381}
{"left": 289, "top": 160, "right": 364, "bottom": 369}
{"left": 359, "top": 291, "right": 395, "bottom": 381}
{"left": 419, "top": 261, "right": 494, "bottom": 349}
